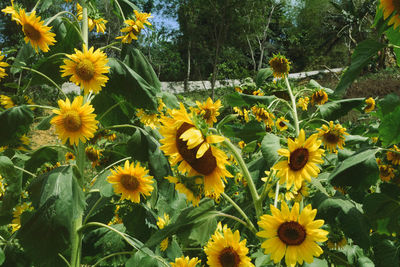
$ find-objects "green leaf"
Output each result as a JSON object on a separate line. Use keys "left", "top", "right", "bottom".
{"left": 48, "top": 17, "right": 82, "bottom": 54}
{"left": 221, "top": 121, "right": 266, "bottom": 143}
{"left": 36, "top": 114, "right": 56, "bottom": 130}
{"left": 18, "top": 166, "right": 85, "bottom": 265}
{"left": 0, "top": 106, "right": 34, "bottom": 147}
{"left": 255, "top": 68, "right": 273, "bottom": 88}
{"left": 188, "top": 214, "right": 217, "bottom": 246}
{"left": 385, "top": 27, "right": 400, "bottom": 66}
{"left": 308, "top": 79, "right": 334, "bottom": 94}
{"left": 372, "top": 234, "right": 400, "bottom": 267}
{"left": 23, "top": 147, "right": 59, "bottom": 183}
{"left": 92, "top": 170, "right": 114, "bottom": 198}
{"left": 0, "top": 156, "right": 21, "bottom": 224}
{"left": 319, "top": 98, "right": 364, "bottom": 121}
{"left": 120, "top": 204, "right": 152, "bottom": 242}
{"left": 122, "top": 46, "right": 161, "bottom": 91}
{"left": 260, "top": 133, "right": 280, "bottom": 170}
{"left": 303, "top": 258, "right": 329, "bottom": 267}
{"left": 379, "top": 105, "right": 400, "bottom": 146}
{"left": 335, "top": 40, "right": 385, "bottom": 96}
{"left": 10, "top": 44, "right": 35, "bottom": 74}
{"left": 329, "top": 149, "right": 379, "bottom": 190}
{"left": 225, "top": 92, "right": 276, "bottom": 107}
{"left": 377, "top": 93, "right": 400, "bottom": 118}
{"left": 0, "top": 247, "right": 5, "bottom": 265}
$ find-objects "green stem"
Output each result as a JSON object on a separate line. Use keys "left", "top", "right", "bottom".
{"left": 77, "top": 141, "right": 86, "bottom": 183}
{"left": 20, "top": 67, "right": 67, "bottom": 99}
{"left": 13, "top": 166, "right": 37, "bottom": 178}
{"left": 99, "top": 42, "right": 121, "bottom": 51}
{"left": 273, "top": 183, "right": 280, "bottom": 207}
{"left": 58, "top": 253, "right": 71, "bottom": 267}
{"left": 45, "top": 11, "right": 79, "bottom": 26}
{"left": 221, "top": 192, "right": 257, "bottom": 234}
{"left": 113, "top": 0, "right": 127, "bottom": 21}
{"left": 82, "top": 8, "right": 89, "bottom": 47}
{"left": 93, "top": 251, "right": 134, "bottom": 267}
{"left": 223, "top": 138, "right": 262, "bottom": 218}
{"left": 98, "top": 101, "right": 126, "bottom": 121}
{"left": 83, "top": 196, "right": 103, "bottom": 225}
{"left": 284, "top": 76, "right": 299, "bottom": 136}
{"left": 301, "top": 118, "right": 329, "bottom": 129}
{"left": 89, "top": 157, "right": 131, "bottom": 185}
{"left": 26, "top": 104, "right": 55, "bottom": 110}
{"left": 214, "top": 211, "right": 252, "bottom": 232}
{"left": 32, "top": 0, "right": 42, "bottom": 12}
{"left": 70, "top": 214, "right": 83, "bottom": 267}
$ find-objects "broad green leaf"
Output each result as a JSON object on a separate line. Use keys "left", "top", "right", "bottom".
{"left": 372, "top": 234, "right": 400, "bottom": 267}
{"left": 0, "top": 156, "right": 21, "bottom": 224}
{"left": 221, "top": 121, "right": 266, "bottom": 143}
{"left": 377, "top": 93, "right": 400, "bottom": 118}
{"left": 126, "top": 250, "right": 162, "bottom": 267}
{"left": 157, "top": 91, "right": 179, "bottom": 109}
{"left": 84, "top": 192, "right": 114, "bottom": 224}
{"left": 188, "top": 214, "right": 217, "bottom": 245}
{"left": 225, "top": 92, "right": 276, "bottom": 107}
{"left": 10, "top": 44, "right": 35, "bottom": 74}
{"left": 36, "top": 114, "right": 56, "bottom": 130}
{"left": 0, "top": 106, "right": 34, "bottom": 147}
{"left": 0, "top": 247, "right": 5, "bottom": 265}
{"left": 92, "top": 169, "right": 114, "bottom": 198}
{"left": 319, "top": 98, "right": 364, "bottom": 121}
{"left": 255, "top": 68, "right": 273, "bottom": 88}
{"left": 18, "top": 166, "right": 85, "bottom": 265}
{"left": 120, "top": 204, "right": 152, "bottom": 242}
{"left": 260, "top": 133, "right": 281, "bottom": 170}
{"left": 308, "top": 79, "right": 334, "bottom": 94}
{"left": 23, "top": 147, "right": 59, "bottom": 183}
{"left": 48, "top": 17, "right": 82, "bottom": 54}
{"left": 379, "top": 105, "right": 400, "bottom": 146}
{"left": 345, "top": 135, "right": 369, "bottom": 146}
{"left": 248, "top": 156, "right": 268, "bottom": 183}
{"left": 303, "top": 258, "right": 329, "bottom": 267}
{"left": 329, "top": 149, "right": 379, "bottom": 190}
{"left": 335, "top": 40, "right": 385, "bottom": 96}
{"left": 122, "top": 46, "right": 161, "bottom": 91}
{"left": 385, "top": 27, "right": 400, "bottom": 66}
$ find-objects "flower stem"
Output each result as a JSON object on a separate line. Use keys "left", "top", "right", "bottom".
{"left": 82, "top": 8, "right": 89, "bottom": 47}
{"left": 222, "top": 138, "right": 262, "bottom": 218}
{"left": 273, "top": 183, "right": 280, "bottom": 207}
{"left": 113, "top": 0, "right": 127, "bottom": 21}
{"left": 284, "top": 76, "right": 299, "bottom": 136}
{"left": 70, "top": 215, "right": 82, "bottom": 267}
{"left": 221, "top": 193, "right": 257, "bottom": 234}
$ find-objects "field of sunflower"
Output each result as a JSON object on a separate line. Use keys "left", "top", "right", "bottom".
{"left": 0, "top": 0, "right": 400, "bottom": 267}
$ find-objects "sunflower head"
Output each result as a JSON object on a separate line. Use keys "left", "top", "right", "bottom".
{"left": 0, "top": 95, "right": 15, "bottom": 109}
{"left": 364, "top": 97, "right": 375, "bottom": 113}
{"left": 85, "top": 146, "right": 102, "bottom": 167}
{"left": 93, "top": 18, "right": 108, "bottom": 34}
{"left": 276, "top": 117, "right": 289, "bottom": 131}
{"left": 272, "top": 129, "right": 324, "bottom": 190}
{"left": 317, "top": 121, "right": 348, "bottom": 153}
{"left": 194, "top": 97, "right": 222, "bottom": 126}
{"left": 107, "top": 160, "right": 154, "bottom": 203}
{"left": 170, "top": 256, "right": 201, "bottom": 267}
{"left": 2, "top": 0, "right": 21, "bottom": 22}
{"left": 65, "top": 152, "right": 76, "bottom": 162}
{"left": 233, "top": 107, "right": 249, "bottom": 122}
{"left": 387, "top": 145, "right": 400, "bottom": 165}
{"left": 204, "top": 223, "right": 254, "bottom": 267}
{"left": 380, "top": 0, "right": 400, "bottom": 29}
{"left": 269, "top": 54, "right": 291, "bottom": 78}
{"left": 311, "top": 89, "right": 328, "bottom": 106}
{"left": 11, "top": 202, "right": 33, "bottom": 233}
{"left": 60, "top": 45, "right": 110, "bottom": 95}
{"left": 157, "top": 213, "right": 170, "bottom": 251}
{"left": 136, "top": 108, "right": 160, "bottom": 129}
{"left": 51, "top": 96, "right": 98, "bottom": 146}
{"left": 257, "top": 202, "right": 328, "bottom": 267}
{"left": 379, "top": 164, "right": 395, "bottom": 182}
{"left": 251, "top": 105, "right": 275, "bottom": 126}
{"left": 327, "top": 228, "right": 347, "bottom": 250}
{"left": 0, "top": 51, "right": 9, "bottom": 81}
{"left": 165, "top": 175, "right": 203, "bottom": 206}
{"left": 297, "top": 97, "right": 309, "bottom": 111}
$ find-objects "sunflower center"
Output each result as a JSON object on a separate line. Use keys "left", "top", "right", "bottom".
{"left": 270, "top": 58, "right": 289, "bottom": 75}
{"left": 279, "top": 121, "right": 286, "bottom": 128}
{"left": 86, "top": 148, "right": 99, "bottom": 162}
{"left": 23, "top": 24, "right": 41, "bottom": 41}
{"left": 75, "top": 59, "right": 95, "bottom": 81}
{"left": 63, "top": 111, "right": 82, "bottom": 132}
{"left": 289, "top": 148, "right": 309, "bottom": 171}
{"left": 176, "top": 122, "right": 217, "bottom": 175}
{"left": 325, "top": 132, "right": 339, "bottom": 144}
{"left": 278, "top": 221, "right": 306, "bottom": 246}
{"left": 203, "top": 109, "right": 212, "bottom": 120}
{"left": 218, "top": 247, "right": 240, "bottom": 267}
{"left": 120, "top": 174, "right": 140, "bottom": 191}
{"left": 379, "top": 166, "right": 390, "bottom": 177}
{"left": 265, "top": 125, "right": 272, "bottom": 132}
{"left": 394, "top": 0, "right": 400, "bottom": 12}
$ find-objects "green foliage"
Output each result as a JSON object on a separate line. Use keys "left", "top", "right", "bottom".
{"left": 319, "top": 98, "right": 364, "bottom": 121}
{"left": 378, "top": 105, "right": 400, "bottom": 146}
{"left": 0, "top": 106, "right": 33, "bottom": 147}
{"left": 260, "top": 133, "right": 280, "bottom": 170}
{"left": 224, "top": 92, "right": 276, "bottom": 107}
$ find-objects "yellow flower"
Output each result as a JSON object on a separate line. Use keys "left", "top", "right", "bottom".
{"left": 93, "top": 18, "right": 108, "bottom": 33}
{"left": 10, "top": 202, "right": 33, "bottom": 233}
{"left": 157, "top": 213, "right": 170, "bottom": 251}
{"left": 257, "top": 202, "right": 328, "bottom": 267}
{"left": 387, "top": 145, "right": 400, "bottom": 165}
{"left": 234, "top": 87, "right": 243, "bottom": 93}
{"left": 65, "top": 152, "right": 75, "bottom": 162}
{"left": 116, "top": 10, "right": 152, "bottom": 44}
{"left": 60, "top": 45, "right": 110, "bottom": 95}
{"left": 272, "top": 129, "right": 324, "bottom": 190}
{"left": 380, "top": 0, "right": 400, "bottom": 29}
{"left": 379, "top": 164, "right": 395, "bottom": 182}
{"left": 293, "top": 180, "right": 310, "bottom": 202}
{"left": 17, "top": 134, "right": 30, "bottom": 151}
{"left": 297, "top": 97, "right": 309, "bottom": 111}
{"left": 251, "top": 106, "right": 275, "bottom": 126}
{"left": 233, "top": 107, "right": 249, "bottom": 122}
{"left": 0, "top": 95, "right": 15, "bottom": 109}
{"left": 2, "top": 0, "right": 20, "bottom": 22}
{"left": 157, "top": 98, "right": 166, "bottom": 113}
{"left": 327, "top": 228, "right": 347, "bottom": 250}
{"left": 0, "top": 175, "right": 7, "bottom": 198}
{"left": 311, "top": 90, "right": 328, "bottom": 106}
{"left": 194, "top": 97, "right": 222, "bottom": 126}
{"left": 317, "top": 121, "right": 348, "bottom": 153}
{"left": 85, "top": 146, "right": 102, "bottom": 167}
{"left": 269, "top": 54, "right": 291, "bottom": 78}
{"left": 136, "top": 108, "right": 160, "bottom": 129}
{"left": 204, "top": 223, "right": 254, "bottom": 267}
{"left": 51, "top": 96, "right": 98, "bottom": 146}
{"left": 276, "top": 117, "right": 289, "bottom": 131}
{"left": 15, "top": 9, "right": 56, "bottom": 53}
{"left": 108, "top": 205, "right": 123, "bottom": 225}
{"left": 165, "top": 175, "right": 202, "bottom": 206}
{"left": 107, "top": 160, "right": 154, "bottom": 203}
{"left": 159, "top": 103, "right": 232, "bottom": 196}
{"left": 252, "top": 89, "right": 265, "bottom": 96}
{"left": 0, "top": 51, "right": 9, "bottom": 81}
{"left": 170, "top": 256, "right": 201, "bottom": 267}
{"left": 238, "top": 141, "right": 246, "bottom": 149}
{"left": 364, "top": 97, "right": 375, "bottom": 113}
{"left": 134, "top": 10, "right": 152, "bottom": 29}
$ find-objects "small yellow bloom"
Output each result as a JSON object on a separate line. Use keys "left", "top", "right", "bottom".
{"left": 379, "top": 164, "right": 395, "bottom": 182}
{"left": 170, "top": 256, "right": 201, "bottom": 267}
{"left": 387, "top": 145, "right": 400, "bottom": 165}
{"left": 311, "top": 90, "right": 328, "bottom": 106}
{"left": 297, "top": 97, "right": 309, "bottom": 111}
{"left": 276, "top": 117, "right": 289, "bottom": 131}
{"left": 364, "top": 97, "right": 375, "bottom": 113}
{"left": 317, "top": 121, "right": 348, "bottom": 153}
{"left": 10, "top": 202, "right": 33, "bottom": 233}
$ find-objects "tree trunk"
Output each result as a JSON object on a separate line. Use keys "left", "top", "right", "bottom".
{"left": 246, "top": 35, "right": 257, "bottom": 72}
{"left": 184, "top": 40, "right": 191, "bottom": 92}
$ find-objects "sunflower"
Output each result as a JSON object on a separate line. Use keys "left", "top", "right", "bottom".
{"left": 387, "top": 145, "right": 400, "bottom": 165}
{"left": 251, "top": 106, "right": 275, "bottom": 126}
{"left": 269, "top": 54, "right": 291, "bottom": 78}
{"left": 297, "top": 97, "right": 309, "bottom": 111}
{"left": 364, "top": 97, "right": 375, "bottom": 113}
{"left": 166, "top": 175, "right": 203, "bottom": 206}
{"left": 234, "top": 87, "right": 243, "bottom": 93}
{"left": 381, "top": 0, "right": 400, "bottom": 29}
{"left": 204, "top": 223, "right": 254, "bottom": 267}
{"left": 65, "top": 152, "right": 75, "bottom": 162}
{"left": 194, "top": 97, "right": 222, "bottom": 126}
{"left": 134, "top": 10, "right": 152, "bottom": 29}
{"left": 252, "top": 89, "right": 265, "bottom": 96}
{"left": 60, "top": 45, "right": 109, "bottom": 95}
{"left": 15, "top": 9, "right": 56, "bottom": 53}
{"left": 276, "top": 117, "right": 289, "bottom": 131}
{"left": 85, "top": 146, "right": 102, "bottom": 167}
{"left": 272, "top": 129, "right": 324, "bottom": 190}
{"left": 92, "top": 18, "right": 108, "bottom": 33}
{"left": 136, "top": 108, "right": 160, "bottom": 129}
{"left": 10, "top": 202, "right": 33, "bottom": 233}
{"left": 157, "top": 213, "right": 170, "bottom": 251}
{"left": 116, "top": 19, "right": 141, "bottom": 43}
{"left": 171, "top": 256, "right": 201, "bottom": 267}
{"left": 257, "top": 202, "right": 328, "bottom": 267}
{"left": 317, "top": 121, "right": 348, "bottom": 153}
{"left": 0, "top": 95, "right": 15, "bottom": 109}
{"left": 0, "top": 175, "right": 7, "bottom": 198}
{"left": 17, "top": 134, "right": 30, "bottom": 151}
{"left": 293, "top": 180, "right": 310, "bottom": 202}
{"left": 159, "top": 103, "right": 232, "bottom": 196}
{"left": 2, "top": 0, "right": 20, "bottom": 22}
{"left": 327, "top": 228, "right": 347, "bottom": 250}
{"left": 233, "top": 107, "right": 249, "bottom": 122}
{"left": 379, "top": 164, "right": 395, "bottom": 182}
{"left": 311, "top": 90, "right": 328, "bottom": 106}
{"left": 51, "top": 96, "right": 98, "bottom": 146}
{"left": 0, "top": 51, "right": 9, "bottom": 81}
{"left": 238, "top": 141, "right": 246, "bottom": 149}
{"left": 107, "top": 160, "right": 154, "bottom": 203}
